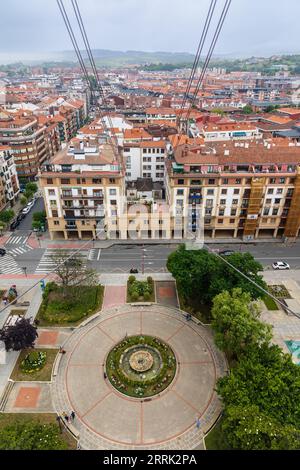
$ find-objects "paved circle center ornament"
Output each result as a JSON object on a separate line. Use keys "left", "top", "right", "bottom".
{"left": 106, "top": 335, "right": 177, "bottom": 398}
{"left": 129, "top": 350, "right": 154, "bottom": 372}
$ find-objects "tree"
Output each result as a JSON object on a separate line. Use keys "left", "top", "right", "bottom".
{"left": 0, "top": 209, "right": 14, "bottom": 224}
{"left": 222, "top": 404, "right": 300, "bottom": 450}
{"left": 0, "top": 317, "right": 38, "bottom": 351}
{"left": 167, "top": 246, "right": 267, "bottom": 307}
{"left": 0, "top": 421, "right": 67, "bottom": 450}
{"left": 20, "top": 196, "right": 28, "bottom": 207}
{"left": 211, "top": 289, "right": 272, "bottom": 359}
{"left": 217, "top": 343, "right": 300, "bottom": 429}
{"left": 50, "top": 250, "right": 98, "bottom": 296}
{"left": 242, "top": 105, "right": 253, "bottom": 114}
{"left": 32, "top": 211, "right": 46, "bottom": 231}
{"left": 25, "top": 182, "right": 38, "bottom": 194}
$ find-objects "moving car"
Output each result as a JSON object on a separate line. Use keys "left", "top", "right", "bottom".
{"left": 0, "top": 248, "right": 6, "bottom": 257}
{"left": 219, "top": 250, "right": 235, "bottom": 256}
{"left": 272, "top": 261, "right": 290, "bottom": 270}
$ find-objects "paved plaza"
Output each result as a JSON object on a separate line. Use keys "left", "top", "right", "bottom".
{"left": 52, "top": 305, "right": 227, "bottom": 450}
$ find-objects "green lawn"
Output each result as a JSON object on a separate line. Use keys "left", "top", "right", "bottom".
{"left": 205, "top": 417, "right": 230, "bottom": 450}
{"left": 263, "top": 295, "right": 279, "bottom": 311}
{"left": 10, "top": 348, "right": 58, "bottom": 382}
{"left": 0, "top": 413, "right": 76, "bottom": 450}
{"left": 36, "top": 284, "right": 104, "bottom": 326}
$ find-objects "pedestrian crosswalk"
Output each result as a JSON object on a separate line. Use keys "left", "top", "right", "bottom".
{"left": 88, "top": 249, "right": 101, "bottom": 261}
{"left": 0, "top": 254, "right": 23, "bottom": 275}
{"left": 35, "top": 249, "right": 89, "bottom": 274}
{"left": 6, "top": 235, "right": 29, "bottom": 245}
{"left": 7, "top": 245, "right": 34, "bottom": 258}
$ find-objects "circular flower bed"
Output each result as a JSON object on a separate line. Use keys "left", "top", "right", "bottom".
{"left": 106, "top": 335, "right": 176, "bottom": 398}
{"left": 20, "top": 351, "right": 47, "bottom": 373}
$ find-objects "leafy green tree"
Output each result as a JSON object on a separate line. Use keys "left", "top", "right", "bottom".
{"left": 25, "top": 182, "right": 38, "bottom": 194}
{"left": 20, "top": 196, "right": 28, "bottom": 206}
{"left": 167, "top": 246, "right": 267, "bottom": 307}
{"left": 0, "top": 317, "right": 38, "bottom": 351}
{"left": 222, "top": 404, "right": 300, "bottom": 450}
{"left": 32, "top": 211, "right": 46, "bottom": 231}
{"left": 242, "top": 105, "right": 253, "bottom": 114}
{"left": 217, "top": 343, "right": 300, "bottom": 429}
{"left": 0, "top": 209, "right": 14, "bottom": 224}
{"left": 211, "top": 288, "right": 272, "bottom": 359}
{"left": 0, "top": 421, "right": 67, "bottom": 450}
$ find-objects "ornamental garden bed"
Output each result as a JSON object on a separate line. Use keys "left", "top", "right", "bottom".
{"left": 0, "top": 414, "right": 76, "bottom": 450}
{"left": 36, "top": 283, "right": 104, "bottom": 326}
{"left": 106, "top": 335, "right": 176, "bottom": 398}
{"left": 263, "top": 295, "right": 279, "bottom": 311}
{"left": 10, "top": 348, "right": 59, "bottom": 382}
{"left": 127, "top": 276, "right": 155, "bottom": 303}
{"left": 268, "top": 285, "right": 291, "bottom": 299}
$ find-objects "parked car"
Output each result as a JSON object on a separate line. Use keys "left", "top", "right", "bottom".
{"left": 272, "top": 261, "right": 290, "bottom": 270}
{"left": 130, "top": 268, "right": 139, "bottom": 274}
{"left": 219, "top": 250, "right": 235, "bottom": 257}
{"left": 10, "top": 220, "right": 20, "bottom": 230}
{"left": 17, "top": 212, "right": 25, "bottom": 222}
{"left": 0, "top": 248, "right": 6, "bottom": 257}
{"left": 22, "top": 206, "right": 31, "bottom": 215}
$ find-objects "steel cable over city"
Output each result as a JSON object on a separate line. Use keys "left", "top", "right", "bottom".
{"left": 56, "top": 0, "right": 119, "bottom": 158}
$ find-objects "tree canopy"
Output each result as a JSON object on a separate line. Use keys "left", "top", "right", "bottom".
{"left": 0, "top": 318, "right": 38, "bottom": 351}
{"left": 167, "top": 245, "right": 266, "bottom": 306}
{"left": 0, "top": 209, "right": 15, "bottom": 224}
{"left": 211, "top": 288, "right": 272, "bottom": 358}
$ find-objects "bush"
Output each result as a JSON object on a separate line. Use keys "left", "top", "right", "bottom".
{"left": 21, "top": 351, "right": 47, "bottom": 373}
{"left": 144, "top": 292, "right": 151, "bottom": 301}
{"left": 131, "top": 291, "right": 139, "bottom": 301}
{"left": 128, "top": 275, "right": 136, "bottom": 284}
{"left": 0, "top": 421, "right": 67, "bottom": 450}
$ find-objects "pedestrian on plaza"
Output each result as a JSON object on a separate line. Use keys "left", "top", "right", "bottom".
{"left": 104, "top": 371, "right": 107, "bottom": 380}
{"left": 56, "top": 415, "right": 63, "bottom": 433}
{"left": 63, "top": 412, "right": 69, "bottom": 423}
{"left": 3, "top": 297, "right": 7, "bottom": 306}
{"left": 196, "top": 418, "right": 201, "bottom": 429}
{"left": 70, "top": 411, "right": 75, "bottom": 421}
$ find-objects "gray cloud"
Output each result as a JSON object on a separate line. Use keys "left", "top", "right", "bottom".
{"left": 0, "top": 0, "right": 299, "bottom": 57}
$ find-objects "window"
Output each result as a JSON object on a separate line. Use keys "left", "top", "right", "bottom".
{"left": 234, "top": 189, "right": 240, "bottom": 195}
{"left": 221, "top": 189, "right": 227, "bottom": 195}
{"left": 232, "top": 199, "right": 238, "bottom": 205}
{"left": 231, "top": 209, "right": 237, "bottom": 216}
{"left": 47, "top": 178, "right": 53, "bottom": 184}
{"left": 208, "top": 179, "right": 215, "bottom": 185}
{"left": 50, "top": 200, "right": 57, "bottom": 206}
{"left": 92, "top": 178, "right": 102, "bottom": 184}
{"left": 222, "top": 178, "right": 228, "bottom": 185}
{"left": 279, "top": 178, "right": 286, "bottom": 184}
{"left": 191, "top": 180, "right": 202, "bottom": 185}
{"left": 54, "top": 221, "right": 59, "bottom": 226}
{"left": 110, "top": 200, "right": 117, "bottom": 205}
{"left": 235, "top": 179, "right": 241, "bottom": 184}
{"left": 263, "top": 208, "right": 270, "bottom": 216}
{"left": 48, "top": 189, "right": 55, "bottom": 196}
{"left": 61, "top": 178, "right": 70, "bottom": 185}
{"left": 270, "top": 178, "right": 276, "bottom": 184}
{"left": 206, "top": 199, "right": 213, "bottom": 207}
{"left": 109, "top": 178, "right": 116, "bottom": 184}
{"left": 273, "top": 208, "right": 279, "bottom": 216}
{"left": 177, "top": 189, "right": 184, "bottom": 196}
{"left": 274, "top": 199, "right": 281, "bottom": 204}
{"left": 177, "top": 179, "right": 184, "bottom": 185}
{"left": 230, "top": 219, "right": 235, "bottom": 224}
{"left": 277, "top": 188, "right": 283, "bottom": 194}
{"left": 268, "top": 188, "right": 274, "bottom": 194}
{"left": 204, "top": 218, "right": 211, "bottom": 225}
{"left": 109, "top": 189, "right": 117, "bottom": 196}
{"left": 52, "top": 210, "right": 58, "bottom": 217}
{"left": 266, "top": 198, "right": 272, "bottom": 204}
{"left": 218, "top": 219, "right": 224, "bottom": 224}
{"left": 220, "top": 199, "right": 226, "bottom": 205}
{"left": 207, "top": 189, "right": 214, "bottom": 195}
{"left": 205, "top": 208, "right": 212, "bottom": 215}
{"left": 219, "top": 209, "right": 225, "bottom": 216}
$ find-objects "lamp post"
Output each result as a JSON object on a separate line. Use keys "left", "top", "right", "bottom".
{"left": 22, "top": 267, "right": 27, "bottom": 278}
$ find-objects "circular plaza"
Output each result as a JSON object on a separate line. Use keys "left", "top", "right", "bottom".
{"left": 52, "top": 305, "right": 227, "bottom": 450}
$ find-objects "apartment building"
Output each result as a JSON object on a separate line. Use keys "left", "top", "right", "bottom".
{"left": 123, "top": 140, "right": 166, "bottom": 182}
{"left": 0, "top": 109, "right": 60, "bottom": 179}
{"left": 165, "top": 140, "right": 300, "bottom": 240}
{"left": 39, "top": 139, "right": 126, "bottom": 240}
{"left": 0, "top": 146, "right": 20, "bottom": 209}
{"left": 202, "top": 122, "right": 262, "bottom": 142}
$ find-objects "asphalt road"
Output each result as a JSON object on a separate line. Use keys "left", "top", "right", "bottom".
{"left": 5, "top": 240, "right": 300, "bottom": 275}
{"left": 16, "top": 197, "right": 45, "bottom": 232}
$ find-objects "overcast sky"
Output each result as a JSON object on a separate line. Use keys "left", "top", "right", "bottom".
{"left": 0, "top": 0, "right": 299, "bottom": 61}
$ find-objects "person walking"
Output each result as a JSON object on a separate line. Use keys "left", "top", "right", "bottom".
{"left": 63, "top": 412, "right": 69, "bottom": 423}
{"left": 70, "top": 411, "right": 75, "bottom": 421}
{"left": 196, "top": 417, "right": 201, "bottom": 429}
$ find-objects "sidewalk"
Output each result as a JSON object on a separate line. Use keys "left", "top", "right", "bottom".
{"left": 38, "top": 236, "right": 293, "bottom": 250}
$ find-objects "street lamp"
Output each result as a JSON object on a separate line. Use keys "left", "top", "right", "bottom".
{"left": 36, "top": 232, "right": 41, "bottom": 248}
